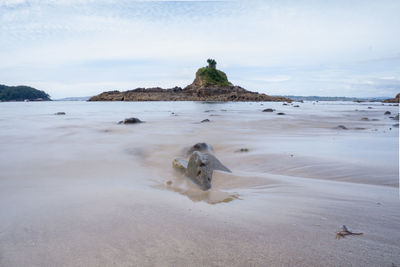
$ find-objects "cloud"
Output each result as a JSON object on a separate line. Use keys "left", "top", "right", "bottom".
{"left": 0, "top": 0, "right": 399, "bottom": 97}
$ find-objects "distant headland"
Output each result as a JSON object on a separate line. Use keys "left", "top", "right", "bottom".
{"left": 0, "top": 84, "right": 50, "bottom": 102}
{"left": 89, "top": 59, "right": 292, "bottom": 102}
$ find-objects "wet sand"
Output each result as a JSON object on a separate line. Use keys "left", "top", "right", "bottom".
{"left": 0, "top": 101, "right": 399, "bottom": 266}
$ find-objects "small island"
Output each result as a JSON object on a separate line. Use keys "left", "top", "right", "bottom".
{"left": 89, "top": 60, "right": 292, "bottom": 102}
{"left": 0, "top": 84, "right": 50, "bottom": 102}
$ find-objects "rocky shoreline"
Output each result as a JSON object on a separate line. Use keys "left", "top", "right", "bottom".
{"left": 88, "top": 85, "right": 292, "bottom": 102}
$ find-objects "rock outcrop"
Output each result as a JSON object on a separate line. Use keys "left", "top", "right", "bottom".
{"left": 89, "top": 60, "right": 292, "bottom": 102}
{"left": 172, "top": 142, "right": 231, "bottom": 191}
{"left": 383, "top": 93, "right": 400, "bottom": 103}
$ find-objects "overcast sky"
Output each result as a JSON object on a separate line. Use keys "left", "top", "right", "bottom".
{"left": 1, "top": 0, "right": 399, "bottom": 98}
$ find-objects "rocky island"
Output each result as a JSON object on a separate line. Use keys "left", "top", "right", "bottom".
{"left": 0, "top": 84, "right": 50, "bottom": 101}
{"left": 89, "top": 59, "right": 292, "bottom": 102}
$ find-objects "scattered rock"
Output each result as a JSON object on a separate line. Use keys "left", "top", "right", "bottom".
{"left": 201, "top": 119, "right": 210, "bottom": 123}
{"left": 186, "top": 142, "right": 213, "bottom": 156}
{"left": 118, "top": 117, "right": 143, "bottom": 124}
{"left": 367, "top": 107, "right": 373, "bottom": 109}
{"left": 335, "top": 125, "right": 348, "bottom": 130}
{"left": 54, "top": 112, "right": 66, "bottom": 115}
{"left": 262, "top": 108, "right": 274, "bottom": 112}
{"left": 277, "top": 112, "right": 285, "bottom": 115}
{"left": 393, "top": 124, "right": 399, "bottom": 128}
{"left": 237, "top": 148, "right": 249, "bottom": 152}
{"left": 393, "top": 114, "right": 399, "bottom": 120}
{"left": 361, "top": 117, "right": 369, "bottom": 121}
{"left": 283, "top": 103, "right": 288, "bottom": 106}
{"left": 384, "top": 111, "right": 391, "bottom": 115}
{"left": 293, "top": 105, "right": 300, "bottom": 107}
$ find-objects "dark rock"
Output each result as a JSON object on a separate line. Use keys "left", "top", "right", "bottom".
{"left": 393, "top": 124, "right": 399, "bottom": 128}
{"left": 201, "top": 119, "right": 210, "bottom": 123}
{"left": 186, "top": 142, "right": 213, "bottom": 156}
{"left": 335, "top": 125, "right": 348, "bottom": 130}
{"left": 368, "top": 107, "right": 373, "bottom": 109}
{"left": 55, "top": 112, "right": 66, "bottom": 115}
{"left": 262, "top": 108, "right": 274, "bottom": 112}
{"left": 283, "top": 103, "right": 288, "bottom": 106}
{"left": 277, "top": 112, "right": 285, "bottom": 115}
{"left": 119, "top": 117, "right": 143, "bottom": 124}
{"left": 361, "top": 117, "right": 369, "bottom": 121}
{"left": 384, "top": 111, "right": 391, "bottom": 115}
{"left": 393, "top": 114, "right": 399, "bottom": 120}
{"left": 293, "top": 105, "right": 300, "bottom": 107}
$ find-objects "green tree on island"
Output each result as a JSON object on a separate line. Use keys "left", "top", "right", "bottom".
{"left": 207, "top": 59, "right": 217, "bottom": 69}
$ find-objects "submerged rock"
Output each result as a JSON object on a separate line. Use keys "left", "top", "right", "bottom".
{"left": 277, "top": 112, "right": 285, "bottom": 115}
{"left": 118, "top": 117, "right": 143, "bottom": 124}
{"left": 201, "top": 119, "right": 210, "bottom": 123}
{"left": 55, "top": 112, "right": 66, "bottom": 115}
{"left": 384, "top": 111, "right": 391, "bottom": 115}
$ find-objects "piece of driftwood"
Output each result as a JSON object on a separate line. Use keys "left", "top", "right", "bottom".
{"left": 336, "top": 225, "right": 363, "bottom": 239}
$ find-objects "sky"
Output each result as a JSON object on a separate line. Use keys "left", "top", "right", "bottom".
{"left": 0, "top": 0, "right": 399, "bottom": 98}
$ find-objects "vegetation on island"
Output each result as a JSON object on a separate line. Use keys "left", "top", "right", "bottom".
{"left": 0, "top": 84, "right": 50, "bottom": 101}
{"left": 195, "top": 59, "right": 231, "bottom": 87}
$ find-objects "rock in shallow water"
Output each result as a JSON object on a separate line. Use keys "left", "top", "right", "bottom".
{"left": 262, "top": 108, "right": 274, "bottom": 112}
{"left": 335, "top": 125, "right": 348, "bottom": 130}
{"left": 118, "top": 117, "right": 143, "bottom": 124}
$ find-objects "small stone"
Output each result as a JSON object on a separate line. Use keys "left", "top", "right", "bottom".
{"left": 277, "top": 112, "right": 285, "bottom": 115}
{"left": 361, "top": 117, "right": 369, "bottom": 121}
{"left": 335, "top": 125, "right": 348, "bottom": 130}
{"left": 119, "top": 117, "right": 143, "bottom": 124}
{"left": 262, "top": 108, "right": 274, "bottom": 112}
{"left": 54, "top": 112, "right": 66, "bottom": 115}
{"left": 201, "top": 119, "right": 210, "bottom": 123}
{"left": 384, "top": 111, "right": 391, "bottom": 115}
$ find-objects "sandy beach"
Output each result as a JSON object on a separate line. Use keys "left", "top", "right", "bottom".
{"left": 0, "top": 101, "right": 399, "bottom": 266}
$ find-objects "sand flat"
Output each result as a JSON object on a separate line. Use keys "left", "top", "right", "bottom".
{"left": 0, "top": 101, "right": 399, "bottom": 266}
